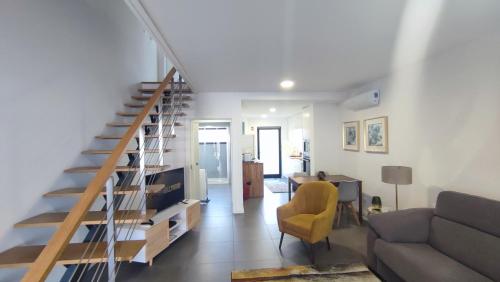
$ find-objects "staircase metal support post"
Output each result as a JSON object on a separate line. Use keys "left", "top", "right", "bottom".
{"left": 170, "top": 77, "right": 176, "bottom": 136}
{"left": 105, "top": 177, "right": 116, "bottom": 282}
{"left": 138, "top": 126, "right": 147, "bottom": 215}
{"left": 157, "top": 99, "right": 164, "bottom": 166}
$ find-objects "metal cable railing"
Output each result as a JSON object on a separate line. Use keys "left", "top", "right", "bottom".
{"left": 21, "top": 67, "right": 187, "bottom": 282}
{"left": 69, "top": 75, "right": 186, "bottom": 281}
{"left": 88, "top": 76, "right": 186, "bottom": 281}
{"left": 67, "top": 78, "right": 182, "bottom": 280}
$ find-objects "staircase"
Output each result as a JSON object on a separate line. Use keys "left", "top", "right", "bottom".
{"left": 0, "top": 68, "right": 192, "bottom": 281}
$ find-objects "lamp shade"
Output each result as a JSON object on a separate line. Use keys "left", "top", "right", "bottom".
{"left": 382, "top": 166, "right": 412, "bottom": 185}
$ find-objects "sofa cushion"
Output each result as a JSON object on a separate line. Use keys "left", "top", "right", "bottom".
{"left": 429, "top": 216, "right": 500, "bottom": 281}
{"left": 374, "top": 239, "right": 492, "bottom": 282}
{"left": 282, "top": 214, "right": 314, "bottom": 238}
{"left": 435, "top": 191, "right": 500, "bottom": 237}
{"left": 368, "top": 208, "right": 434, "bottom": 243}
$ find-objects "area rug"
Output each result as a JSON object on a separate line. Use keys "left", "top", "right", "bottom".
{"left": 231, "top": 263, "right": 380, "bottom": 282}
{"left": 265, "top": 179, "right": 289, "bottom": 193}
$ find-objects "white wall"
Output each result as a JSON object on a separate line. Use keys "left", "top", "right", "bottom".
{"left": 312, "top": 102, "right": 341, "bottom": 176}
{"left": 0, "top": 0, "right": 158, "bottom": 280}
{"left": 331, "top": 33, "right": 500, "bottom": 211}
{"left": 286, "top": 112, "right": 305, "bottom": 174}
{"left": 195, "top": 92, "right": 244, "bottom": 213}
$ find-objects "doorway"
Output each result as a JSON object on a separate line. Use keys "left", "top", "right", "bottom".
{"left": 257, "top": 127, "right": 282, "bottom": 178}
{"left": 198, "top": 123, "right": 231, "bottom": 184}
{"left": 190, "top": 120, "right": 232, "bottom": 207}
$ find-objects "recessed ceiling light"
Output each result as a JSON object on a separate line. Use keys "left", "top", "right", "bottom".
{"left": 280, "top": 80, "right": 295, "bottom": 89}
{"left": 261, "top": 114, "right": 268, "bottom": 119}
{"left": 269, "top": 107, "right": 276, "bottom": 113}
{"left": 303, "top": 112, "right": 310, "bottom": 118}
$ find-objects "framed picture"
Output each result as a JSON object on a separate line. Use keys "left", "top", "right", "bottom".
{"left": 343, "top": 121, "right": 360, "bottom": 151}
{"left": 364, "top": 116, "right": 388, "bottom": 153}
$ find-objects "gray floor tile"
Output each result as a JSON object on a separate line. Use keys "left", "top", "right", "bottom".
{"left": 266, "top": 224, "right": 282, "bottom": 239}
{"left": 198, "top": 215, "right": 233, "bottom": 229}
{"left": 191, "top": 241, "right": 234, "bottom": 264}
{"left": 117, "top": 183, "right": 368, "bottom": 281}
{"left": 234, "top": 259, "right": 284, "bottom": 270}
{"left": 181, "top": 262, "right": 234, "bottom": 282}
{"left": 198, "top": 226, "right": 234, "bottom": 243}
{"left": 233, "top": 225, "right": 271, "bottom": 242}
{"left": 234, "top": 239, "right": 281, "bottom": 262}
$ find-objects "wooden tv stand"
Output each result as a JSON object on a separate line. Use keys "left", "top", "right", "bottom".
{"left": 118, "top": 199, "right": 201, "bottom": 266}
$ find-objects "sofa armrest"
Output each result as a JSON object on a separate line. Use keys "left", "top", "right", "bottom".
{"left": 368, "top": 208, "right": 434, "bottom": 243}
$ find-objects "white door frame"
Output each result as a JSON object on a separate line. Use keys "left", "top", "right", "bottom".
{"left": 190, "top": 119, "right": 232, "bottom": 201}
{"left": 198, "top": 125, "right": 231, "bottom": 185}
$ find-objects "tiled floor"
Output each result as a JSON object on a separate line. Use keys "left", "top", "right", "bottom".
{"left": 117, "top": 184, "right": 367, "bottom": 282}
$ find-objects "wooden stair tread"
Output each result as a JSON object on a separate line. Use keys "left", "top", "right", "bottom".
{"left": 116, "top": 111, "right": 186, "bottom": 117}
{"left": 82, "top": 149, "right": 172, "bottom": 155}
{"left": 141, "top": 81, "right": 187, "bottom": 84}
{"left": 0, "top": 240, "right": 145, "bottom": 268}
{"left": 131, "top": 95, "right": 193, "bottom": 101}
{"left": 106, "top": 122, "right": 182, "bottom": 127}
{"left": 44, "top": 184, "right": 164, "bottom": 197}
{"left": 138, "top": 87, "right": 191, "bottom": 93}
{"left": 15, "top": 210, "right": 156, "bottom": 228}
{"left": 125, "top": 102, "right": 190, "bottom": 108}
{"left": 95, "top": 134, "right": 176, "bottom": 140}
{"left": 65, "top": 165, "right": 169, "bottom": 173}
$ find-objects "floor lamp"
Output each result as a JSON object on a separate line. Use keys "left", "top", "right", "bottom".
{"left": 381, "top": 166, "right": 412, "bottom": 210}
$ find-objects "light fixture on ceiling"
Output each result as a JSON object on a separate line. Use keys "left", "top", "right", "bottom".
{"left": 261, "top": 114, "right": 268, "bottom": 119}
{"left": 303, "top": 112, "right": 310, "bottom": 118}
{"left": 280, "top": 80, "right": 294, "bottom": 89}
{"left": 269, "top": 107, "right": 276, "bottom": 113}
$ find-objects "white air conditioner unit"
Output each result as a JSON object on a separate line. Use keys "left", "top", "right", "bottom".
{"left": 342, "top": 89, "right": 380, "bottom": 111}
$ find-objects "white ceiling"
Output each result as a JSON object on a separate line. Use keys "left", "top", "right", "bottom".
{"left": 141, "top": 0, "right": 500, "bottom": 92}
{"left": 242, "top": 100, "right": 312, "bottom": 118}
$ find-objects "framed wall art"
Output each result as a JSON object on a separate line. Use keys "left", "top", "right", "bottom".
{"left": 343, "top": 121, "right": 360, "bottom": 151}
{"left": 364, "top": 116, "right": 388, "bottom": 153}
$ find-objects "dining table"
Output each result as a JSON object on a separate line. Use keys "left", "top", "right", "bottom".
{"left": 288, "top": 175, "right": 364, "bottom": 223}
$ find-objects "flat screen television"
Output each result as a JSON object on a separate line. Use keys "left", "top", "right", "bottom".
{"left": 146, "top": 167, "right": 185, "bottom": 212}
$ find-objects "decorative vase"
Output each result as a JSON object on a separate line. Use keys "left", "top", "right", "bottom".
{"left": 317, "top": 171, "right": 326, "bottom": 181}
{"left": 371, "top": 196, "right": 382, "bottom": 211}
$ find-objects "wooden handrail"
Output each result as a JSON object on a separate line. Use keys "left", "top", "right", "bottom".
{"left": 22, "top": 67, "right": 177, "bottom": 282}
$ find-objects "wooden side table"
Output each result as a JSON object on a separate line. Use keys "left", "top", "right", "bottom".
{"left": 242, "top": 161, "right": 264, "bottom": 198}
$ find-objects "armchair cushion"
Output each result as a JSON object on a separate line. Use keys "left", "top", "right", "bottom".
{"left": 368, "top": 208, "right": 434, "bottom": 243}
{"left": 282, "top": 214, "right": 315, "bottom": 239}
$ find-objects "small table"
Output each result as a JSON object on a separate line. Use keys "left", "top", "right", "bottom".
{"left": 288, "top": 175, "right": 363, "bottom": 223}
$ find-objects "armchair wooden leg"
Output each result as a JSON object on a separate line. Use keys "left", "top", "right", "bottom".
{"left": 337, "top": 203, "right": 343, "bottom": 226}
{"left": 325, "top": 236, "right": 331, "bottom": 250}
{"left": 348, "top": 202, "right": 361, "bottom": 226}
{"left": 279, "top": 233, "right": 284, "bottom": 250}
{"left": 309, "top": 243, "right": 315, "bottom": 264}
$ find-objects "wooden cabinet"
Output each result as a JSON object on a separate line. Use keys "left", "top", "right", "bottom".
{"left": 187, "top": 201, "right": 201, "bottom": 229}
{"left": 243, "top": 162, "right": 264, "bottom": 198}
{"left": 145, "top": 219, "right": 170, "bottom": 266}
{"left": 120, "top": 199, "right": 201, "bottom": 266}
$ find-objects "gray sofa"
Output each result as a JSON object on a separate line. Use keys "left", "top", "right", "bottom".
{"left": 367, "top": 191, "right": 500, "bottom": 282}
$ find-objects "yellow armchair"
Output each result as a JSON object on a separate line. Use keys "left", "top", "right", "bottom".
{"left": 277, "top": 181, "right": 338, "bottom": 261}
